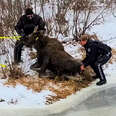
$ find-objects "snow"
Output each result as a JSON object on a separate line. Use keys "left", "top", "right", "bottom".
{"left": 91, "top": 10, "right": 116, "bottom": 48}
{"left": 0, "top": 80, "right": 54, "bottom": 107}
{"left": 64, "top": 43, "right": 82, "bottom": 59}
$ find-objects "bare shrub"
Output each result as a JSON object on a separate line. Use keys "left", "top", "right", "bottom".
{"left": 0, "top": 0, "right": 32, "bottom": 79}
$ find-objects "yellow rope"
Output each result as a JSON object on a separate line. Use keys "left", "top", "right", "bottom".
{"left": 0, "top": 36, "right": 21, "bottom": 40}
{"left": 0, "top": 64, "right": 7, "bottom": 68}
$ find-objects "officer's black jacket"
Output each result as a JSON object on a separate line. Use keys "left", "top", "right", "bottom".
{"left": 15, "top": 14, "right": 45, "bottom": 36}
{"left": 82, "top": 39, "right": 111, "bottom": 67}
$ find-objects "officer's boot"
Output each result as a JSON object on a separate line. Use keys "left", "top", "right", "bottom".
{"left": 30, "top": 62, "right": 41, "bottom": 71}
{"left": 96, "top": 79, "right": 107, "bottom": 86}
{"left": 30, "top": 56, "right": 42, "bottom": 71}
{"left": 94, "top": 64, "right": 107, "bottom": 86}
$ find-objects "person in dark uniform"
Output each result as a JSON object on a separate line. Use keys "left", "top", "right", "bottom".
{"left": 79, "top": 34, "right": 112, "bottom": 86}
{"left": 14, "top": 7, "right": 46, "bottom": 66}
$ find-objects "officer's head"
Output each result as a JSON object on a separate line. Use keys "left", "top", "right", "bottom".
{"left": 25, "top": 7, "right": 34, "bottom": 20}
{"left": 78, "top": 34, "right": 90, "bottom": 46}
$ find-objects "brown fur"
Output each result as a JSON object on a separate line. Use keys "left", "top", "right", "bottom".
{"left": 28, "top": 32, "right": 81, "bottom": 76}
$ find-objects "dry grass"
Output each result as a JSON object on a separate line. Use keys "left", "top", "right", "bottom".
{"left": 4, "top": 68, "right": 94, "bottom": 105}
{"left": 110, "top": 48, "right": 116, "bottom": 63}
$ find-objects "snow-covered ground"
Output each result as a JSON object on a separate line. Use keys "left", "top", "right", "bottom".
{"left": 0, "top": 80, "right": 54, "bottom": 107}
{"left": 0, "top": 7, "right": 116, "bottom": 108}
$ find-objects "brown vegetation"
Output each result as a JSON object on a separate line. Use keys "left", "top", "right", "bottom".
{"left": 4, "top": 68, "right": 94, "bottom": 104}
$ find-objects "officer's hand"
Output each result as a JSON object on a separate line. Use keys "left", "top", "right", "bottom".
{"left": 80, "top": 64, "right": 85, "bottom": 71}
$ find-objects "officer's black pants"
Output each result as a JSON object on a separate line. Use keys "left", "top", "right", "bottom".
{"left": 90, "top": 52, "right": 112, "bottom": 81}
{"left": 14, "top": 39, "right": 24, "bottom": 63}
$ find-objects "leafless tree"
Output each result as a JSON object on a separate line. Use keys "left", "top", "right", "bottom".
{"left": 71, "top": 0, "right": 109, "bottom": 41}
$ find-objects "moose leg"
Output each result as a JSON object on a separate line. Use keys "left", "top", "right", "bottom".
{"left": 39, "top": 56, "right": 49, "bottom": 77}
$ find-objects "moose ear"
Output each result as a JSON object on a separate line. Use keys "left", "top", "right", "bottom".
{"left": 33, "top": 26, "right": 38, "bottom": 33}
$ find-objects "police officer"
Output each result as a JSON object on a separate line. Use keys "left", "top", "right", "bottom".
{"left": 14, "top": 7, "right": 46, "bottom": 65}
{"left": 79, "top": 34, "right": 112, "bottom": 86}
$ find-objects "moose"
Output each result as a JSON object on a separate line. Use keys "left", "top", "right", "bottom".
{"left": 24, "top": 28, "right": 82, "bottom": 78}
